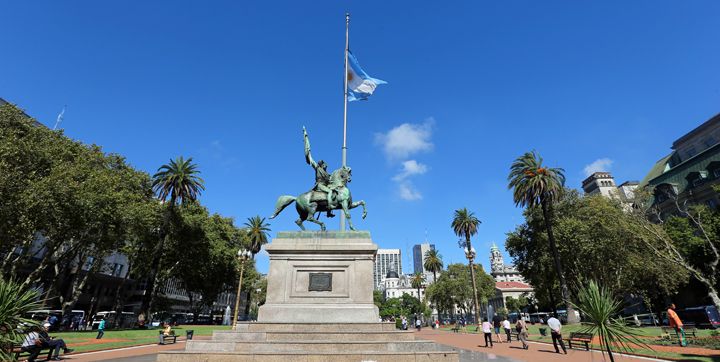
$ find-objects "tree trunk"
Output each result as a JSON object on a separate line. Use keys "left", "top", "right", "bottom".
{"left": 111, "top": 261, "right": 133, "bottom": 315}
{"left": 541, "top": 200, "right": 579, "bottom": 324}
{"left": 62, "top": 256, "right": 102, "bottom": 317}
{"left": 466, "top": 236, "right": 481, "bottom": 325}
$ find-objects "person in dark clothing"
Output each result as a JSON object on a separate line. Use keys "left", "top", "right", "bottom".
{"left": 492, "top": 314, "right": 503, "bottom": 343}
{"left": 38, "top": 323, "right": 74, "bottom": 360}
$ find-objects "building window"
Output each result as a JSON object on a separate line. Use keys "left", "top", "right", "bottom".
{"left": 705, "top": 137, "right": 717, "bottom": 148}
{"left": 686, "top": 147, "right": 697, "bottom": 158}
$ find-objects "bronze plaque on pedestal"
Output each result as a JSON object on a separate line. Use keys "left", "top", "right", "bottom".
{"left": 308, "top": 273, "right": 332, "bottom": 292}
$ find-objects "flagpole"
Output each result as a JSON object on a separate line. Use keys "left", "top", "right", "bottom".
{"left": 340, "top": 12, "right": 349, "bottom": 231}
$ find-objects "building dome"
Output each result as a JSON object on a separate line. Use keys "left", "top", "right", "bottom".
{"left": 386, "top": 270, "right": 399, "bottom": 279}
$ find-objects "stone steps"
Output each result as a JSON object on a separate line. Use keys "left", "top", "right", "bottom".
{"left": 156, "top": 350, "right": 459, "bottom": 362}
{"left": 185, "top": 340, "right": 446, "bottom": 353}
{"left": 212, "top": 330, "right": 417, "bottom": 342}
{"left": 234, "top": 322, "right": 398, "bottom": 332}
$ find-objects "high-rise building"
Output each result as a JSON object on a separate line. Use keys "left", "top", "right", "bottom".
{"left": 373, "top": 249, "right": 402, "bottom": 290}
{"left": 412, "top": 243, "right": 435, "bottom": 274}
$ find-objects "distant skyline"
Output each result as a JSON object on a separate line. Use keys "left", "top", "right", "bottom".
{"left": 2, "top": 1, "right": 719, "bottom": 274}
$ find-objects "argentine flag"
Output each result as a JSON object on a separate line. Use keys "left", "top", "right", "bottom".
{"left": 347, "top": 52, "right": 387, "bottom": 101}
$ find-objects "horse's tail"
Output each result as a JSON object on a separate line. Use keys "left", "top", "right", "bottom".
{"left": 269, "top": 195, "right": 296, "bottom": 219}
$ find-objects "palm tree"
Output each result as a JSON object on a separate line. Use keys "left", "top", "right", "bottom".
{"left": 244, "top": 216, "right": 271, "bottom": 258}
{"left": 410, "top": 272, "right": 426, "bottom": 302}
{"left": 142, "top": 156, "right": 205, "bottom": 318}
{"left": 451, "top": 208, "right": 481, "bottom": 325}
{"left": 572, "top": 281, "right": 649, "bottom": 362}
{"left": 423, "top": 249, "right": 443, "bottom": 283}
{"left": 152, "top": 156, "right": 205, "bottom": 207}
{"left": 507, "top": 151, "right": 578, "bottom": 323}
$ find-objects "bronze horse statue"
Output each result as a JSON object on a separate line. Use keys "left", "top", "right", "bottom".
{"left": 269, "top": 166, "right": 367, "bottom": 231}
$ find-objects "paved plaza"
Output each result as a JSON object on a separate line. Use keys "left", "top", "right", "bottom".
{"left": 49, "top": 328, "right": 712, "bottom": 362}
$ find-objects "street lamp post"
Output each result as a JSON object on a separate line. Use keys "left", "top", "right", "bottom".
{"left": 232, "top": 249, "right": 252, "bottom": 330}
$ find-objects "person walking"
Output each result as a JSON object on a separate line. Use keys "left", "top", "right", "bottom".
{"left": 96, "top": 317, "right": 106, "bottom": 339}
{"left": 481, "top": 318, "right": 493, "bottom": 348}
{"left": 547, "top": 314, "right": 567, "bottom": 354}
{"left": 516, "top": 318, "right": 529, "bottom": 350}
{"left": 502, "top": 316, "right": 512, "bottom": 342}
{"left": 492, "top": 314, "right": 503, "bottom": 343}
{"left": 667, "top": 303, "right": 688, "bottom": 347}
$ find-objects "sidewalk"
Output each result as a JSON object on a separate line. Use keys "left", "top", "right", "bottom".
{"left": 417, "top": 328, "right": 669, "bottom": 362}
{"left": 54, "top": 339, "right": 190, "bottom": 362}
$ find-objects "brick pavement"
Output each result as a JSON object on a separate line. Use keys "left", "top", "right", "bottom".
{"left": 416, "top": 328, "right": 669, "bottom": 362}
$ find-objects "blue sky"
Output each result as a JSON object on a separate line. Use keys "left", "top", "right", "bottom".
{"left": 2, "top": 1, "right": 719, "bottom": 274}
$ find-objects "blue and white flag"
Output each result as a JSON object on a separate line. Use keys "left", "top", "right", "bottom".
{"left": 347, "top": 52, "right": 387, "bottom": 101}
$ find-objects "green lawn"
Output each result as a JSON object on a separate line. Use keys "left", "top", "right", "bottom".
{"left": 438, "top": 324, "right": 720, "bottom": 362}
{"left": 51, "top": 325, "right": 231, "bottom": 353}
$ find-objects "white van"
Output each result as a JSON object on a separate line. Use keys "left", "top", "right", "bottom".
{"left": 91, "top": 311, "right": 136, "bottom": 330}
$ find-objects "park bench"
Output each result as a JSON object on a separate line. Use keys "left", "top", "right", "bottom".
{"left": 510, "top": 330, "right": 520, "bottom": 341}
{"left": 660, "top": 326, "right": 697, "bottom": 341}
{"left": 566, "top": 332, "right": 594, "bottom": 351}
{"left": 158, "top": 331, "right": 178, "bottom": 345}
{"left": 11, "top": 343, "right": 54, "bottom": 361}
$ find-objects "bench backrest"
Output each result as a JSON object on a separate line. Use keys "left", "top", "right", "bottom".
{"left": 569, "top": 332, "right": 593, "bottom": 340}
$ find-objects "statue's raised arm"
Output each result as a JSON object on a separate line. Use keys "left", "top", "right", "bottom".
{"left": 303, "top": 127, "right": 318, "bottom": 169}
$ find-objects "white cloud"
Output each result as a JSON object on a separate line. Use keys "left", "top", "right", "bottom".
{"left": 398, "top": 181, "right": 422, "bottom": 201}
{"left": 375, "top": 120, "right": 434, "bottom": 161}
{"left": 583, "top": 158, "right": 613, "bottom": 177}
{"left": 392, "top": 160, "right": 428, "bottom": 181}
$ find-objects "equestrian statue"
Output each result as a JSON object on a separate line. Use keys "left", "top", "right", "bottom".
{"left": 269, "top": 127, "right": 367, "bottom": 231}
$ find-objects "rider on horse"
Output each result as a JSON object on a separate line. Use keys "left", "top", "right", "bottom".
{"left": 304, "top": 127, "right": 338, "bottom": 217}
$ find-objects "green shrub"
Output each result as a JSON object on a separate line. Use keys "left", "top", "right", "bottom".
{"left": 0, "top": 278, "right": 44, "bottom": 360}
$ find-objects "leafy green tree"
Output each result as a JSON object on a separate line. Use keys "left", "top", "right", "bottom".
{"left": 451, "top": 208, "right": 482, "bottom": 323}
{"left": 410, "top": 272, "right": 426, "bottom": 301}
{"left": 373, "top": 290, "right": 384, "bottom": 308}
{"left": 244, "top": 216, "right": 271, "bottom": 258}
{"left": 425, "top": 263, "right": 495, "bottom": 321}
{"left": 507, "top": 151, "right": 578, "bottom": 323}
{"left": 635, "top": 201, "right": 720, "bottom": 312}
{"left": 505, "top": 296, "right": 528, "bottom": 316}
{"left": 572, "top": 281, "right": 649, "bottom": 362}
{"left": 506, "top": 191, "right": 687, "bottom": 314}
{"left": 423, "top": 249, "right": 443, "bottom": 283}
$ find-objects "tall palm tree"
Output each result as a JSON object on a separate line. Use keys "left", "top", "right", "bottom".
{"left": 507, "top": 151, "right": 578, "bottom": 323}
{"left": 142, "top": 156, "right": 205, "bottom": 318}
{"left": 423, "top": 249, "right": 443, "bottom": 283}
{"left": 451, "top": 208, "right": 481, "bottom": 324}
{"left": 410, "top": 272, "right": 426, "bottom": 302}
{"left": 244, "top": 216, "right": 271, "bottom": 258}
{"left": 152, "top": 156, "right": 205, "bottom": 207}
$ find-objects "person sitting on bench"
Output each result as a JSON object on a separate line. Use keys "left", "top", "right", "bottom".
{"left": 38, "top": 322, "right": 74, "bottom": 360}
{"left": 20, "top": 328, "right": 42, "bottom": 362}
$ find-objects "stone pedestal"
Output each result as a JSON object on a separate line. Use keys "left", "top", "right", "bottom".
{"left": 257, "top": 231, "right": 379, "bottom": 323}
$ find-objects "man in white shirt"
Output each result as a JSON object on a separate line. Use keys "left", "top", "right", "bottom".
{"left": 20, "top": 330, "right": 41, "bottom": 362}
{"left": 502, "top": 317, "right": 512, "bottom": 342}
{"left": 547, "top": 314, "right": 567, "bottom": 354}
